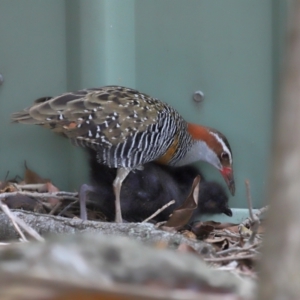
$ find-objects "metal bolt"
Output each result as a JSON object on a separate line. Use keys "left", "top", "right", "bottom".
{"left": 193, "top": 90, "right": 204, "bottom": 103}
{"left": 0, "top": 74, "right": 3, "bottom": 85}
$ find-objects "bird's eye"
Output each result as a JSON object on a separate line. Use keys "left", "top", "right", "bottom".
{"left": 221, "top": 152, "right": 229, "bottom": 160}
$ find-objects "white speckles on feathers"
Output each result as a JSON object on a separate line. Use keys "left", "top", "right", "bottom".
{"left": 11, "top": 86, "right": 189, "bottom": 168}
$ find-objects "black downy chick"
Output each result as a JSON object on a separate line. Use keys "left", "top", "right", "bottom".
{"left": 80, "top": 149, "right": 232, "bottom": 223}
{"left": 160, "top": 165, "right": 233, "bottom": 220}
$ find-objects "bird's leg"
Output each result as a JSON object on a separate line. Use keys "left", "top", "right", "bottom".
{"left": 113, "top": 167, "right": 131, "bottom": 223}
{"left": 79, "top": 183, "right": 99, "bottom": 220}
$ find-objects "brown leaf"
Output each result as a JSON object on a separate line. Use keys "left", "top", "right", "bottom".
{"left": 0, "top": 181, "right": 8, "bottom": 191}
{"left": 4, "top": 194, "right": 46, "bottom": 213}
{"left": 0, "top": 183, "right": 18, "bottom": 193}
{"left": 46, "top": 182, "right": 60, "bottom": 193}
{"left": 164, "top": 175, "right": 200, "bottom": 229}
{"left": 24, "top": 161, "right": 49, "bottom": 184}
{"left": 45, "top": 182, "right": 61, "bottom": 208}
{"left": 191, "top": 222, "right": 214, "bottom": 239}
{"left": 202, "top": 220, "right": 221, "bottom": 227}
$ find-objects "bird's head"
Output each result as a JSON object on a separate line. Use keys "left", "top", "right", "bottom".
{"left": 198, "top": 181, "right": 232, "bottom": 216}
{"left": 184, "top": 123, "right": 235, "bottom": 196}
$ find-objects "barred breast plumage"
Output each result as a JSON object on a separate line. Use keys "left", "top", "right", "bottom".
{"left": 12, "top": 85, "right": 235, "bottom": 222}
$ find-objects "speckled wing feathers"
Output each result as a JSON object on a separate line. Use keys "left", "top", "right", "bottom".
{"left": 12, "top": 86, "right": 188, "bottom": 168}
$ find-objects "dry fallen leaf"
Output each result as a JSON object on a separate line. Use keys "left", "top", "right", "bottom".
{"left": 24, "top": 161, "right": 49, "bottom": 184}
{"left": 4, "top": 194, "right": 46, "bottom": 214}
{"left": 191, "top": 222, "right": 214, "bottom": 239}
{"left": 0, "top": 183, "right": 18, "bottom": 193}
{"left": 164, "top": 175, "right": 200, "bottom": 229}
{"left": 46, "top": 182, "right": 61, "bottom": 207}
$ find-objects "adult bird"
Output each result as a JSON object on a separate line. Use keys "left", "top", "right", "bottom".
{"left": 11, "top": 86, "right": 235, "bottom": 222}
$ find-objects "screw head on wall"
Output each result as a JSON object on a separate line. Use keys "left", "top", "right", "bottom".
{"left": 193, "top": 90, "right": 204, "bottom": 103}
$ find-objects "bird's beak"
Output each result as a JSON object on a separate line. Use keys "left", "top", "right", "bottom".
{"left": 222, "top": 207, "right": 233, "bottom": 217}
{"left": 220, "top": 167, "right": 235, "bottom": 196}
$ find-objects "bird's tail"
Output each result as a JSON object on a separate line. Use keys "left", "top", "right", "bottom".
{"left": 11, "top": 96, "right": 53, "bottom": 125}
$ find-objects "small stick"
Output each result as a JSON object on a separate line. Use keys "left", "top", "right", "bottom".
{"left": 142, "top": 200, "right": 175, "bottom": 223}
{"left": 0, "top": 204, "right": 28, "bottom": 242}
{"left": 57, "top": 200, "right": 78, "bottom": 216}
{"left": 0, "top": 191, "right": 78, "bottom": 201}
{"left": 216, "top": 241, "right": 261, "bottom": 256}
{"left": 241, "top": 205, "right": 269, "bottom": 228}
{"left": 213, "top": 230, "right": 240, "bottom": 238}
{"left": 48, "top": 202, "right": 62, "bottom": 215}
{"left": 240, "top": 180, "right": 260, "bottom": 245}
{"left": 155, "top": 221, "right": 167, "bottom": 228}
{"left": 14, "top": 183, "right": 48, "bottom": 191}
{"left": 0, "top": 202, "right": 44, "bottom": 242}
{"left": 204, "top": 253, "right": 259, "bottom": 263}
{"left": 245, "top": 180, "right": 255, "bottom": 221}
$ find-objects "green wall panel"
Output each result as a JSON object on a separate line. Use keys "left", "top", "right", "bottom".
{"left": 0, "top": 0, "right": 70, "bottom": 189}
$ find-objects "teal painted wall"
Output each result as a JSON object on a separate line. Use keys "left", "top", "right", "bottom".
{"left": 0, "top": 0, "right": 71, "bottom": 189}
{"left": 0, "top": 1, "right": 284, "bottom": 208}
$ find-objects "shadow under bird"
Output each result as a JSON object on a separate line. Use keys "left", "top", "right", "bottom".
{"left": 84, "top": 151, "right": 232, "bottom": 222}
{"left": 11, "top": 86, "right": 235, "bottom": 222}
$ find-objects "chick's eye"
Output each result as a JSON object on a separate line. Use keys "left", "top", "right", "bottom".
{"left": 221, "top": 152, "right": 229, "bottom": 160}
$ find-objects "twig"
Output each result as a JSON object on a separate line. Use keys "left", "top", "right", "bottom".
{"left": 241, "top": 205, "right": 269, "bottom": 228}
{"left": 204, "top": 253, "right": 259, "bottom": 263}
{"left": 0, "top": 191, "right": 78, "bottom": 201}
{"left": 155, "top": 221, "right": 167, "bottom": 228}
{"left": 142, "top": 200, "right": 175, "bottom": 223}
{"left": 58, "top": 200, "right": 78, "bottom": 216}
{"left": 0, "top": 202, "right": 44, "bottom": 242}
{"left": 213, "top": 230, "right": 240, "bottom": 238}
{"left": 14, "top": 183, "right": 48, "bottom": 191}
{"left": 245, "top": 180, "right": 255, "bottom": 221}
{"left": 216, "top": 241, "right": 261, "bottom": 256}
{"left": 0, "top": 204, "right": 28, "bottom": 242}
{"left": 240, "top": 180, "right": 260, "bottom": 245}
{"left": 48, "top": 202, "right": 62, "bottom": 215}
{"left": 4, "top": 171, "right": 10, "bottom": 181}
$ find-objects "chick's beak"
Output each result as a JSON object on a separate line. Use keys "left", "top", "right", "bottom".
{"left": 223, "top": 207, "right": 233, "bottom": 217}
{"left": 220, "top": 167, "right": 235, "bottom": 196}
